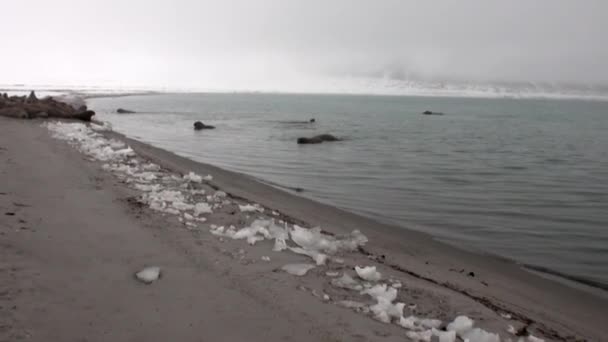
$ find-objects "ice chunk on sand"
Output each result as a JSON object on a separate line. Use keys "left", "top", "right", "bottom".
{"left": 461, "top": 328, "right": 500, "bottom": 342}
{"left": 399, "top": 316, "right": 442, "bottom": 331}
{"left": 172, "top": 201, "right": 194, "bottom": 211}
{"left": 203, "top": 174, "right": 213, "bottom": 181}
{"left": 183, "top": 172, "right": 203, "bottom": 183}
{"left": 370, "top": 297, "right": 404, "bottom": 323}
{"left": 432, "top": 329, "right": 457, "bottom": 342}
{"left": 134, "top": 183, "right": 161, "bottom": 192}
{"left": 331, "top": 273, "right": 363, "bottom": 291}
{"left": 213, "top": 190, "right": 227, "bottom": 198}
{"left": 261, "top": 256, "right": 271, "bottom": 262}
{"left": 194, "top": 203, "right": 213, "bottom": 216}
{"left": 355, "top": 266, "right": 382, "bottom": 282}
{"left": 524, "top": 335, "right": 545, "bottom": 342}
{"left": 290, "top": 225, "right": 367, "bottom": 254}
{"left": 268, "top": 222, "right": 289, "bottom": 251}
{"left": 405, "top": 329, "right": 456, "bottom": 342}
{"left": 135, "top": 266, "right": 161, "bottom": 284}
{"left": 447, "top": 316, "right": 474, "bottom": 335}
{"left": 406, "top": 330, "right": 434, "bottom": 342}
{"left": 210, "top": 225, "right": 237, "bottom": 238}
{"left": 281, "top": 263, "right": 315, "bottom": 276}
{"left": 239, "top": 204, "right": 264, "bottom": 212}
{"left": 233, "top": 225, "right": 269, "bottom": 245}
{"left": 361, "top": 284, "right": 404, "bottom": 323}
{"left": 361, "top": 284, "right": 397, "bottom": 302}
{"left": 289, "top": 247, "right": 328, "bottom": 265}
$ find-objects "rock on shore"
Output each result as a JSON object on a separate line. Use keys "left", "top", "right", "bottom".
{"left": 0, "top": 91, "right": 95, "bottom": 121}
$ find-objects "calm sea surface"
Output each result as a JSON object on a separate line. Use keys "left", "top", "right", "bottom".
{"left": 89, "top": 93, "right": 608, "bottom": 289}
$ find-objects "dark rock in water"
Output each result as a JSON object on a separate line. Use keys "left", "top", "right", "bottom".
{"left": 422, "top": 110, "right": 444, "bottom": 115}
{"left": 194, "top": 121, "right": 215, "bottom": 130}
{"left": 74, "top": 110, "right": 95, "bottom": 122}
{"left": 116, "top": 108, "right": 136, "bottom": 114}
{"left": 310, "top": 118, "right": 316, "bottom": 123}
{"left": 297, "top": 134, "right": 341, "bottom": 144}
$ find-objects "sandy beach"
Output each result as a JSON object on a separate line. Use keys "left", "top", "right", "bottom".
{"left": 1, "top": 116, "right": 606, "bottom": 342}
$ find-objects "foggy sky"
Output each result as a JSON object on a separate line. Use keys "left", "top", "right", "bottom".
{"left": 2, "top": 0, "right": 607, "bottom": 91}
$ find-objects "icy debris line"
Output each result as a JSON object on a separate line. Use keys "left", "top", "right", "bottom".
{"left": 45, "top": 123, "right": 544, "bottom": 342}
{"left": 44, "top": 122, "right": 218, "bottom": 225}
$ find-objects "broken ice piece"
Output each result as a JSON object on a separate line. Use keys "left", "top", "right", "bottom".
{"left": 331, "top": 273, "right": 363, "bottom": 291}
{"left": 261, "top": 256, "right": 271, "bottom": 262}
{"left": 501, "top": 312, "right": 512, "bottom": 320}
{"left": 325, "top": 271, "right": 340, "bottom": 277}
{"left": 239, "top": 204, "right": 263, "bottom": 212}
{"left": 447, "top": 315, "right": 474, "bottom": 335}
{"left": 183, "top": 172, "right": 203, "bottom": 183}
{"left": 203, "top": 174, "right": 213, "bottom": 181}
{"left": 355, "top": 265, "right": 382, "bottom": 282}
{"left": 135, "top": 266, "right": 161, "bottom": 284}
{"left": 281, "top": 263, "right": 315, "bottom": 276}
{"left": 194, "top": 203, "right": 212, "bottom": 216}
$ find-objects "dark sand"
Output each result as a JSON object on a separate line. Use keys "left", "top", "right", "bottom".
{"left": 1, "top": 117, "right": 606, "bottom": 341}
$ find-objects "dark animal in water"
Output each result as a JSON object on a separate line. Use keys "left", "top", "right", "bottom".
{"left": 116, "top": 108, "right": 136, "bottom": 114}
{"left": 194, "top": 121, "right": 215, "bottom": 130}
{"left": 297, "top": 134, "right": 341, "bottom": 144}
{"left": 310, "top": 118, "right": 316, "bottom": 122}
{"left": 422, "top": 110, "right": 444, "bottom": 115}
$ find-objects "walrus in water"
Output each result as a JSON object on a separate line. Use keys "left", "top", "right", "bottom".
{"left": 194, "top": 121, "right": 215, "bottom": 130}
{"left": 297, "top": 134, "right": 340, "bottom": 144}
{"left": 422, "top": 110, "right": 444, "bottom": 115}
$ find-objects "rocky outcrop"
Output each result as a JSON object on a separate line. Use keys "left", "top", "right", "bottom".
{"left": 0, "top": 107, "right": 28, "bottom": 119}
{"left": 297, "top": 134, "right": 341, "bottom": 144}
{"left": 116, "top": 108, "right": 136, "bottom": 114}
{"left": 0, "top": 91, "right": 95, "bottom": 121}
{"left": 193, "top": 121, "right": 215, "bottom": 130}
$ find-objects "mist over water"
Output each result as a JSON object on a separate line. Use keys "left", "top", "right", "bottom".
{"left": 1, "top": 1, "right": 608, "bottom": 93}
{"left": 89, "top": 93, "right": 608, "bottom": 290}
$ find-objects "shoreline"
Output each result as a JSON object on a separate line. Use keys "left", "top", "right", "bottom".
{"left": 1, "top": 116, "right": 606, "bottom": 341}
{"left": 105, "top": 119, "right": 607, "bottom": 296}
{"left": 106, "top": 123, "right": 607, "bottom": 340}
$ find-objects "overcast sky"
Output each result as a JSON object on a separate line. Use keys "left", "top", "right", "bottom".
{"left": 1, "top": 0, "right": 607, "bottom": 91}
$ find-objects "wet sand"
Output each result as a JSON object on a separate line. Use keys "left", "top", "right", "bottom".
{"left": 1, "top": 116, "right": 606, "bottom": 341}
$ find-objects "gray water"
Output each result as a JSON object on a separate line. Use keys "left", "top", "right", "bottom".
{"left": 89, "top": 93, "right": 608, "bottom": 289}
